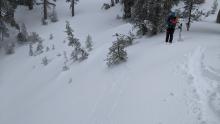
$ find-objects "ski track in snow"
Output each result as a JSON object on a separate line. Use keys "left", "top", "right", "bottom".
{"left": 88, "top": 67, "right": 130, "bottom": 124}
{"left": 180, "top": 47, "right": 220, "bottom": 124}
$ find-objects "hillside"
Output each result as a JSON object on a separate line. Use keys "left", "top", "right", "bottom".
{"left": 0, "top": 0, "right": 220, "bottom": 124}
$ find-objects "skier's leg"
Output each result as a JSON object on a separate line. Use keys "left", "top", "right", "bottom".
{"left": 169, "top": 29, "right": 174, "bottom": 43}
{"left": 165, "top": 29, "right": 170, "bottom": 43}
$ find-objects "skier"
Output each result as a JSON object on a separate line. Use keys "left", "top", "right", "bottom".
{"left": 165, "top": 12, "right": 178, "bottom": 44}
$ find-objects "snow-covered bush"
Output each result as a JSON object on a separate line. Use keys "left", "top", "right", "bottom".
{"left": 52, "top": 44, "right": 55, "bottom": 50}
{"left": 46, "top": 46, "right": 50, "bottom": 52}
{"left": 41, "top": 17, "right": 48, "bottom": 25}
{"left": 50, "top": 7, "right": 58, "bottom": 22}
{"left": 17, "top": 23, "right": 29, "bottom": 43}
{"left": 35, "top": 41, "right": 44, "bottom": 55}
{"left": 5, "top": 43, "right": 15, "bottom": 55}
{"left": 211, "top": 0, "right": 218, "bottom": 14}
{"left": 49, "top": 34, "right": 54, "bottom": 40}
{"left": 85, "top": 35, "right": 93, "bottom": 52}
{"left": 78, "top": 48, "right": 89, "bottom": 61}
{"left": 29, "top": 44, "right": 34, "bottom": 56}
{"left": 106, "top": 39, "right": 127, "bottom": 67}
{"left": 28, "top": 32, "right": 43, "bottom": 43}
{"left": 102, "top": 3, "right": 111, "bottom": 10}
{"left": 114, "top": 32, "right": 136, "bottom": 47}
{"left": 42, "top": 56, "right": 49, "bottom": 66}
{"left": 63, "top": 51, "right": 69, "bottom": 71}
{"left": 205, "top": 11, "right": 211, "bottom": 17}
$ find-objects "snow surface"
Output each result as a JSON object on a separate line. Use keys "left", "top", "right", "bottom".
{"left": 0, "top": 0, "right": 220, "bottom": 124}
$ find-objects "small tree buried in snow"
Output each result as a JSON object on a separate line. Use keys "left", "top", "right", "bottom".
{"left": 42, "top": 56, "right": 49, "bottom": 66}
{"left": 49, "top": 34, "right": 54, "bottom": 40}
{"left": 41, "top": 17, "right": 48, "bottom": 25}
{"left": 29, "top": 44, "right": 34, "bottom": 56}
{"left": 85, "top": 35, "right": 93, "bottom": 52}
{"left": 35, "top": 40, "right": 44, "bottom": 55}
{"left": 28, "top": 32, "right": 43, "bottom": 43}
{"left": 63, "top": 51, "right": 69, "bottom": 71}
{"left": 106, "top": 40, "right": 127, "bottom": 67}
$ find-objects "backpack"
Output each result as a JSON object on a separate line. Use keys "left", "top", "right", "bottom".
{"left": 167, "top": 16, "right": 177, "bottom": 29}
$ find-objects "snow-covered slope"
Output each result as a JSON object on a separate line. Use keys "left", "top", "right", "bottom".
{"left": 0, "top": 0, "right": 220, "bottom": 124}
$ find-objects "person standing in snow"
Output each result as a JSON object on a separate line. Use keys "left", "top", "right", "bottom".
{"left": 165, "top": 12, "right": 178, "bottom": 44}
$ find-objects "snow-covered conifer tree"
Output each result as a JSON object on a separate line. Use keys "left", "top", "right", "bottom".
{"left": 65, "top": 21, "right": 80, "bottom": 47}
{"left": 85, "top": 35, "right": 93, "bottom": 51}
{"left": 36, "top": 41, "right": 44, "bottom": 55}
{"left": 65, "top": 21, "right": 89, "bottom": 62}
{"left": 29, "top": 44, "right": 34, "bottom": 56}
{"left": 106, "top": 39, "right": 127, "bottom": 67}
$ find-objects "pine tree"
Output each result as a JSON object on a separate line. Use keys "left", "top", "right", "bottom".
{"left": 106, "top": 39, "right": 127, "bottom": 67}
{"left": 85, "top": 35, "right": 93, "bottom": 51}
{"left": 65, "top": 21, "right": 88, "bottom": 62}
{"left": 0, "top": 20, "right": 9, "bottom": 41}
{"left": 0, "top": 0, "right": 19, "bottom": 40}
{"left": 123, "top": 0, "right": 134, "bottom": 19}
{"left": 111, "top": 0, "right": 115, "bottom": 6}
{"left": 115, "top": 0, "right": 119, "bottom": 4}
{"left": 65, "top": 21, "right": 80, "bottom": 47}
{"left": 66, "top": 0, "right": 79, "bottom": 17}
{"left": 183, "top": 0, "right": 205, "bottom": 31}
{"left": 132, "top": 0, "right": 173, "bottom": 35}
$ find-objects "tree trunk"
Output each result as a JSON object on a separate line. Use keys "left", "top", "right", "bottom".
{"left": 115, "top": 0, "right": 119, "bottom": 4}
{"left": 71, "top": 0, "right": 74, "bottom": 17}
{"left": 123, "top": 0, "right": 132, "bottom": 19}
{"left": 217, "top": 9, "right": 220, "bottom": 23}
{"left": 27, "top": 0, "right": 33, "bottom": 10}
{"left": 111, "top": 0, "right": 115, "bottom": 6}
{"left": 43, "top": 0, "right": 47, "bottom": 20}
{"left": 187, "top": 1, "right": 193, "bottom": 31}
